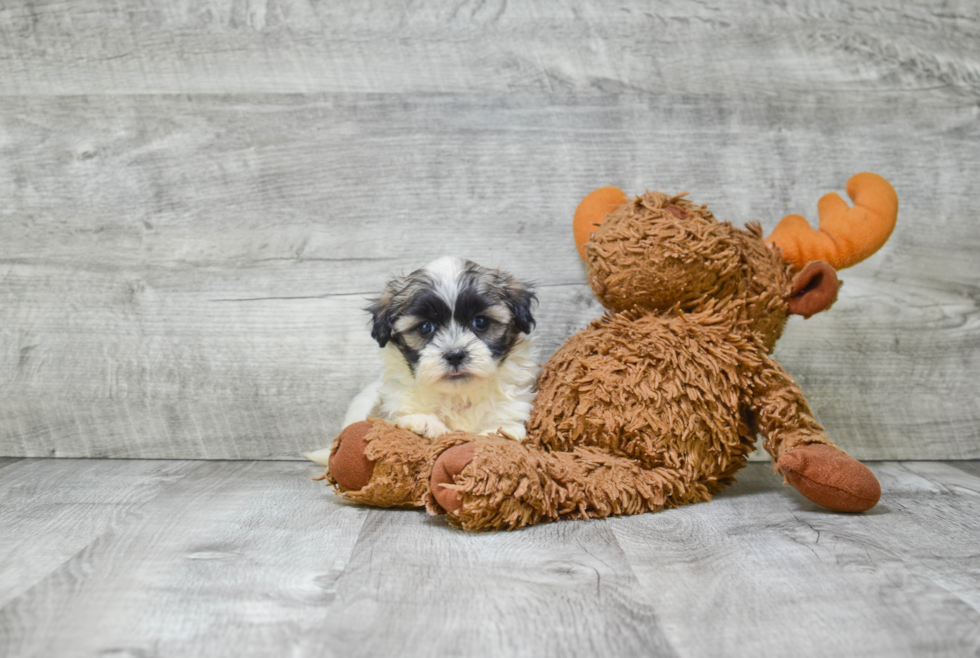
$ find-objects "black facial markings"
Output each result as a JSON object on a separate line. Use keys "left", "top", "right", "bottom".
{"left": 391, "top": 288, "right": 456, "bottom": 371}
{"left": 390, "top": 334, "right": 421, "bottom": 370}
{"left": 483, "top": 331, "right": 518, "bottom": 360}
{"left": 501, "top": 282, "right": 537, "bottom": 335}
{"left": 453, "top": 286, "right": 491, "bottom": 327}
{"left": 451, "top": 284, "right": 520, "bottom": 361}
{"left": 463, "top": 261, "right": 538, "bottom": 335}
{"left": 368, "top": 259, "right": 537, "bottom": 370}
{"left": 367, "top": 270, "right": 447, "bottom": 357}
{"left": 406, "top": 290, "right": 453, "bottom": 328}
{"left": 451, "top": 263, "right": 539, "bottom": 361}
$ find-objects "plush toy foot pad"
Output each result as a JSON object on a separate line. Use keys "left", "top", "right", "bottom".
{"left": 777, "top": 444, "right": 881, "bottom": 513}
{"left": 430, "top": 443, "right": 476, "bottom": 514}
{"left": 328, "top": 421, "right": 375, "bottom": 491}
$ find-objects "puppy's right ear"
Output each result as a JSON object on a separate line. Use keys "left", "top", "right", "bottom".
{"left": 366, "top": 290, "right": 396, "bottom": 348}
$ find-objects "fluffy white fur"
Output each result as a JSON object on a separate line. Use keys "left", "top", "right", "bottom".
{"left": 305, "top": 258, "right": 538, "bottom": 466}
{"left": 358, "top": 334, "right": 537, "bottom": 439}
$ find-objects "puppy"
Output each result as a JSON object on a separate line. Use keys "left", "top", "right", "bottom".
{"left": 309, "top": 256, "right": 537, "bottom": 468}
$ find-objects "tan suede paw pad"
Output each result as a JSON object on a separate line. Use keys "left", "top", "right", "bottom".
{"left": 777, "top": 443, "right": 881, "bottom": 513}
{"left": 327, "top": 421, "right": 375, "bottom": 491}
{"left": 430, "top": 443, "right": 477, "bottom": 515}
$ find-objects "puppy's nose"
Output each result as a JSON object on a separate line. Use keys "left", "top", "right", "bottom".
{"left": 444, "top": 350, "right": 467, "bottom": 368}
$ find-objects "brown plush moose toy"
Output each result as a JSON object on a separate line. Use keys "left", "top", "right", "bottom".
{"left": 322, "top": 173, "right": 898, "bottom": 530}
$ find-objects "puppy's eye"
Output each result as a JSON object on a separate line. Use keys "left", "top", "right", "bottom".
{"left": 471, "top": 316, "right": 490, "bottom": 331}
{"left": 418, "top": 321, "right": 435, "bottom": 336}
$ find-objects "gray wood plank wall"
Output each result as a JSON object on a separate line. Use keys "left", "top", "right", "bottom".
{"left": 1, "top": 0, "right": 977, "bottom": 459}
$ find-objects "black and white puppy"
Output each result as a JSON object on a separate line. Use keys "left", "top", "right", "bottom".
{"left": 345, "top": 256, "right": 538, "bottom": 440}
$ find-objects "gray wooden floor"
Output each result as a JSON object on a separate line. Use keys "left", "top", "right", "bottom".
{"left": 1, "top": 458, "right": 978, "bottom": 657}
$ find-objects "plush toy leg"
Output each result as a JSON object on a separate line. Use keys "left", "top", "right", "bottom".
{"left": 752, "top": 357, "right": 881, "bottom": 512}
{"left": 326, "top": 421, "right": 376, "bottom": 491}
{"left": 319, "top": 418, "right": 469, "bottom": 508}
{"left": 427, "top": 435, "right": 711, "bottom": 531}
{"left": 777, "top": 444, "right": 881, "bottom": 513}
{"left": 430, "top": 443, "right": 475, "bottom": 515}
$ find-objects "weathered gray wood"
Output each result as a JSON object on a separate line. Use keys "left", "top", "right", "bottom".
{"left": 0, "top": 0, "right": 977, "bottom": 459}
{"left": 0, "top": 1, "right": 977, "bottom": 96}
{"left": 882, "top": 461, "right": 980, "bottom": 614}
{"left": 0, "top": 458, "right": 198, "bottom": 610}
{"left": 950, "top": 460, "right": 980, "bottom": 480}
{"left": 1, "top": 459, "right": 979, "bottom": 657}
{"left": 0, "top": 283, "right": 604, "bottom": 459}
{"left": 610, "top": 461, "right": 980, "bottom": 657}
{"left": 0, "top": 460, "right": 368, "bottom": 658}
{"left": 0, "top": 92, "right": 975, "bottom": 459}
{"left": 307, "top": 511, "right": 675, "bottom": 658}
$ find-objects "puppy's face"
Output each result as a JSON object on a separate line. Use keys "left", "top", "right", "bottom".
{"left": 368, "top": 257, "right": 536, "bottom": 391}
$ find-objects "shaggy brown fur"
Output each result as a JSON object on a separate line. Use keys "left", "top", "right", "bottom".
{"left": 323, "top": 418, "right": 474, "bottom": 508}
{"left": 321, "top": 175, "right": 896, "bottom": 530}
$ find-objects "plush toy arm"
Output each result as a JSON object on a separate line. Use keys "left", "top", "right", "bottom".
{"left": 749, "top": 357, "right": 881, "bottom": 512}
{"left": 426, "top": 436, "right": 713, "bottom": 531}
{"left": 749, "top": 357, "right": 831, "bottom": 461}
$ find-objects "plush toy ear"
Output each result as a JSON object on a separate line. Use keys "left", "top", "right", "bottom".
{"left": 786, "top": 261, "right": 840, "bottom": 318}
{"left": 573, "top": 186, "right": 628, "bottom": 260}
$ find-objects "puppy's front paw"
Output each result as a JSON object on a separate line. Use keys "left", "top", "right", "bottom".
{"left": 481, "top": 425, "right": 526, "bottom": 440}
{"left": 395, "top": 414, "right": 450, "bottom": 440}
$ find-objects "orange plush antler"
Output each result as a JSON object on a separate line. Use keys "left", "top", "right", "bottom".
{"left": 573, "top": 186, "right": 628, "bottom": 260}
{"left": 766, "top": 173, "right": 899, "bottom": 271}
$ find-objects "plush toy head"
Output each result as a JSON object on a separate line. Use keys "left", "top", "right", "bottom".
{"left": 573, "top": 173, "right": 898, "bottom": 348}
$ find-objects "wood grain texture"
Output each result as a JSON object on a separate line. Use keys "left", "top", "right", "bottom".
{"left": 308, "top": 511, "right": 676, "bottom": 658}
{"left": 950, "top": 460, "right": 980, "bottom": 480}
{"left": 0, "top": 1, "right": 977, "bottom": 96}
{"left": 1, "top": 459, "right": 979, "bottom": 657}
{"left": 0, "top": 460, "right": 369, "bottom": 658}
{"left": 610, "top": 461, "right": 980, "bottom": 658}
{"left": 0, "top": 458, "right": 198, "bottom": 609}
{"left": 0, "top": 0, "right": 978, "bottom": 459}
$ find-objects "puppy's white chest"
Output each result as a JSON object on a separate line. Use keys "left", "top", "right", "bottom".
{"left": 395, "top": 390, "right": 491, "bottom": 433}
{"left": 373, "top": 332, "right": 537, "bottom": 440}
{"left": 431, "top": 395, "right": 489, "bottom": 432}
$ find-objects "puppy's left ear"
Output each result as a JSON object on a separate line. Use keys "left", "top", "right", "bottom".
{"left": 366, "top": 300, "right": 393, "bottom": 347}
{"left": 504, "top": 281, "right": 537, "bottom": 335}
{"left": 366, "top": 286, "right": 398, "bottom": 348}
